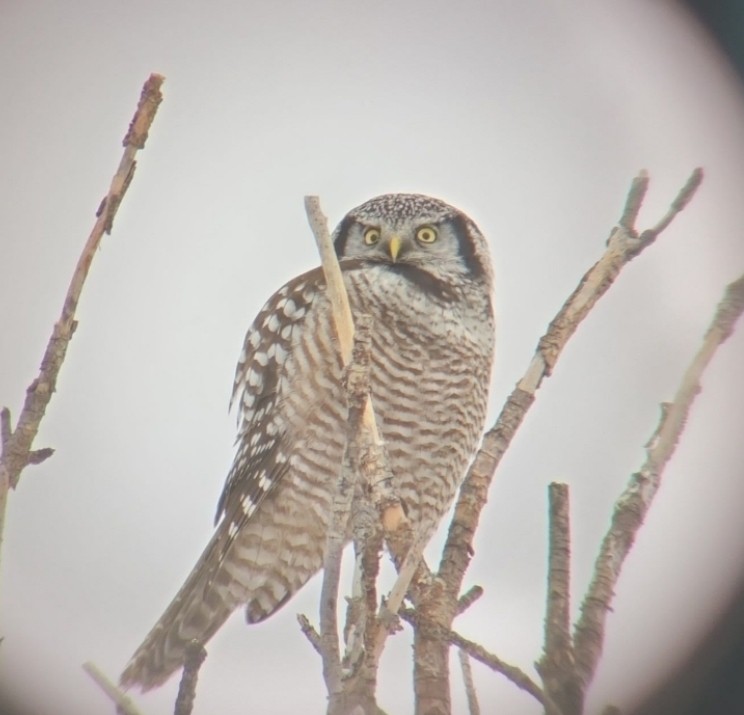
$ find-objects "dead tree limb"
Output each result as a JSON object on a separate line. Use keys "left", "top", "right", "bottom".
{"left": 173, "top": 640, "right": 207, "bottom": 715}
{"left": 536, "top": 483, "right": 582, "bottom": 715}
{"left": 400, "top": 608, "right": 548, "bottom": 708}
{"left": 411, "top": 168, "right": 704, "bottom": 715}
{"left": 573, "top": 270, "right": 744, "bottom": 688}
{"left": 0, "top": 73, "right": 164, "bottom": 586}
{"left": 458, "top": 649, "right": 481, "bottom": 715}
{"left": 82, "top": 661, "right": 145, "bottom": 715}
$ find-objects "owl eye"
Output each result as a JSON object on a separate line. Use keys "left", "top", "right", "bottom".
{"left": 363, "top": 227, "right": 381, "bottom": 245}
{"left": 415, "top": 226, "right": 438, "bottom": 244}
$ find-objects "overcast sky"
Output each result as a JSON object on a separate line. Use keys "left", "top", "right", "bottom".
{"left": 1, "top": 1, "right": 744, "bottom": 714}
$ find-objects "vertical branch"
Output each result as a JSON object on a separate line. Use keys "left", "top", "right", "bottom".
{"left": 318, "top": 316, "right": 374, "bottom": 708}
{"left": 537, "top": 483, "right": 581, "bottom": 715}
{"left": 0, "top": 73, "right": 164, "bottom": 583}
{"left": 174, "top": 640, "right": 207, "bottom": 715}
{"left": 458, "top": 649, "right": 481, "bottom": 715}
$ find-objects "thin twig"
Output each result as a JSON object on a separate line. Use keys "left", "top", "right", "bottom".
{"left": 0, "top": 74, "right": 164, "bottom": 579}
{"left": 618, "top": 170, "right": 649, "bottom": 232}
{"left": 573, "top": 270, "right": 744, "bottom": 686}
{"left": 304, "top": 197, "right": 356, "bottom": 365}
{"left": 82, "top": 661, "right": 144, "bottom": 715}
{"left": 456, "top": 585, "right": 484, "bottom": 616}
{"left": 343, "top": 508, "right": 381, "bottom": 675}
{"left": 372, "top": 525, "right": 430, "bottom": 663}
{"left": 297, "top": 614, "right": 322, "bottom": 655}
{"left": 173, "top": 640, "right": 207, "bottom": 715}
{"left": 458, "top": 649, "right": 481, "bottom": 715}
{"left": 641, "top": 167, "right": 704, "bottom": 241}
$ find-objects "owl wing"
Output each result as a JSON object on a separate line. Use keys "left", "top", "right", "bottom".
{"left": 214, "top": 267, "right": 325, "bottom": 555}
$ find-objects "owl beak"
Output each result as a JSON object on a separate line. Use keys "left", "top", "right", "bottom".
{"left": 388, "top": 235, "right": 402, "bottom": 262}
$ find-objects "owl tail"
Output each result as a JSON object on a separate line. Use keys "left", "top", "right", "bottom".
{"left": 120, "top": 521, "right": 241, "bottom": 691}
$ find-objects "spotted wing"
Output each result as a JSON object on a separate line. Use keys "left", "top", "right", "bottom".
{"left": 213, "top": 268, "right": 322, "bottom": 560}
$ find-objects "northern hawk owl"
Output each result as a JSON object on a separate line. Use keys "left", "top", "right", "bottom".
{"left": 121, "top": 193, "right": 495, "bottom": 689}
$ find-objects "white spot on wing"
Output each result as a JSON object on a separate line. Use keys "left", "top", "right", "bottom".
{"left": 256, "top": 471, "right": 272, "bottom": 491}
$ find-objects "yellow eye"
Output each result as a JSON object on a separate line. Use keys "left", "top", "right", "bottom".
{"left": 416, "top": 226, "right": 438, "bottom": 244}
{"left": 363, "top": 227, "right": 381, "bottom": 245}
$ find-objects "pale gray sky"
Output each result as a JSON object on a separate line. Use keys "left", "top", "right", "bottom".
{"left": 1, "top": 1, "right": 743, "bottom": 713}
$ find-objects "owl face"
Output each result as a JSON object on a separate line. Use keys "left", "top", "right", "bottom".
{"left": 333, "top": 194, "right": 492, "bottom": 288}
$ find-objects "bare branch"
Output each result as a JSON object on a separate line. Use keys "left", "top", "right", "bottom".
{"left": 541, "top": 484, "right": 572, "bottom": 659}
{"left": 406, "top": 170, "right": 703, "bottom": 715}
{"left": 573, "top": 270, "right": 744, "bottom": 687}
{"left": 0, "top": 73, "right": 164, "bottom": 586}
{"left": 297, "top": 613, "right": 322, "bottom": 655}
{"left": 456, "top": 585, "right": 484, "bottom": 616}
{"left": 640, "top": 167, "right": 704, "bottom": 242}
{"left": 317, "top": 316, "right": 375, "bottom": 701}
{"left": 401, "top": 609, "right": 546, "bottom": 706}
{"left": 618, "top": 170, "right": 649, "bottom": 232}
{"left": 343, "top": 513, "right": 382, "bottom": 676}
{"left": 537, "top": 483, "right": 582, "bottom": 715}
{"left": 174, "top": 640, "right": 207, "bottom": 715}
{"left": 458, "top": 649, "right": 481, "bottom": 715}
{"left": 304, "top": 196, "right": 356, "bottom": 366}
{"left": 82, "top": 661, "right": 145, "bottom": 715}
{"left": 437, "top": 168, "right": 704, "bottom": 599}
{"left": 371, "top": 525, "right": 430, "bottom": 665}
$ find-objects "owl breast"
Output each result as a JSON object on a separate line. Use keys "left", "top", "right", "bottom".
{"left": 343, "top": 262, "right": 494, "bottom": 528}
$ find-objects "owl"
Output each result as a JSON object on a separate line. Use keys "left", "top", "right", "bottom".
{"left": 120, "top": 193, "right": 495, "bottom": 690}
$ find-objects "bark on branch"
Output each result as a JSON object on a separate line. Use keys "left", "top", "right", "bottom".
{"left": 572, "top": 270, "right": 744, "bottom": 689}
{"left": 536, "top": 483, "right": 582, "bottom": 715}
{"left": 82, "top": 661, "right": 145, "bottom": 715}
{"left": 400, "top": 608, "right": 548, "bottom": 707}
{"left": 0, "top": 73, "right": 164, "bottom": 585}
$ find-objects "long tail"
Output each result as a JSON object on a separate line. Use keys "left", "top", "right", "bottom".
{"left": 120, "top": 520, "right": 240, "bottom": 691}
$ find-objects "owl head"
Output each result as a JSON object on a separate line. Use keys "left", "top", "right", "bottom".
{"left": 332, "top": 194, "right": 493, "bottom": 290}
